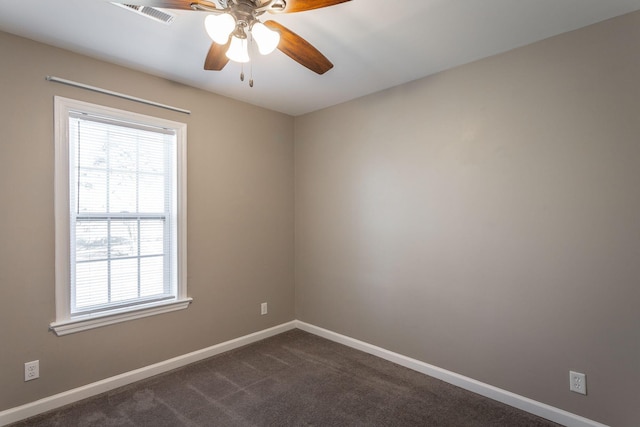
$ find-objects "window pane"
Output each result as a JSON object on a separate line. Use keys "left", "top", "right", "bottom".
{"left": 77, "top": 170, "right": 107, "bottom": 213}
{"left": 111, "top": 258, "right": 139, "bottom": 302}
{"left": 78, "top": 133, "right": 107, "bottom": 171}
{"left": 110, "top": 220, "right": 138, "bottom": 258}
{"left": 75, "top": 260, "right": 108, "bottom": 309}
{"left": 139, "top": 173, "right": 165, "bottom": 212}
{"left": 140, "top": 220, "right": 164, "bottom": 256}
{"left": 139, "top": 138, "right": 166, "bottom": 173}
{"left": 108, "top": 135, "right": 137, "bottom": 172}
{"left": 76, "top": 220, "right": 108, "bottom": 262}
{"left": 141, "top": 256, "right": 165, "bottom": 297}
{"left": 109, "top": 171, "right": 137, "bottom": 213}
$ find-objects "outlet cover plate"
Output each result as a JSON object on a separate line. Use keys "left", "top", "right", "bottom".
{"left": 569, "top": 371, "right": 586, "bottom": 395}
{"left": 25, "top": 360, "right": 39, "bottom": 381}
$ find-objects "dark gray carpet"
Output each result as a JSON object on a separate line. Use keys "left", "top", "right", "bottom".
{"left": 12, "top": 329, "right": 560, "bottom": 426}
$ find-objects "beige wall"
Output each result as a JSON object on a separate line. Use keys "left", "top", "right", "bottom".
{"left": 0, "top": 31, "right": 294, "bottom": 410}
{"left": 295, "top": 11, "right": 640, "bottom": 427}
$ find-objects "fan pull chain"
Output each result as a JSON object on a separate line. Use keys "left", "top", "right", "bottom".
{"left": 249, "top": 36, "right": 254, "bottom": 88}
{"left": 249, "top": 60, "right": 254, "bottom": 88}
{"left": 240, "top": 63, "right": 245, "bottom": 82}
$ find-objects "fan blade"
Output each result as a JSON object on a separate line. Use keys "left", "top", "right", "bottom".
{"left": 272, "top": 0, "right": 351, "bottom": 13}
{"left": 111, "top": 0, "right": 217, "bottom": 10}
{"left": 264, "top": 20, "right": 333, "bottom": 74}
{"left": 204, "top": 41, "right": 230, "bottom": 70}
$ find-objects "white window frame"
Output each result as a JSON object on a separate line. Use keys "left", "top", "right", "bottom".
{"left": 51, "top": 96, "right": 190, "bottom": 336}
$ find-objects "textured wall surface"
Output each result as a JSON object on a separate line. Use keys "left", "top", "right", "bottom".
{"left": 295, "top": 11, "right": 640, "bottom": 427}
{"left": 0, "top": 31, "right": 294, "bottom": 411}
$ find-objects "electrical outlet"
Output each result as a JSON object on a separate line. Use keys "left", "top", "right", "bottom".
{"left": 24, "top": 360, "right": 39, "bottom": 382}
{"left": 261, "top": 302, "right": 268, "bottom": 315}
{"left": 569, "top": 371, "right": 586, "bottom": 395}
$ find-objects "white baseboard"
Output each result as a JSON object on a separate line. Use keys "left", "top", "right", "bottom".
{"left": 295, "top": 321, "right": 608, "bottom": 427}
{"left": 0, "top": 321, "right": 297, "bottom": 426}
{"left": 1, "top": 320, "right": 608, "bottom": 427}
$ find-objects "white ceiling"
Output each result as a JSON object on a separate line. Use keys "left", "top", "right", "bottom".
{"left": 1, "top": 0, "right": 640, "bottom": 116}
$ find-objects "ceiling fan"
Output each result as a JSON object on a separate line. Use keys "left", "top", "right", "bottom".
{"left": 112, "top": 0, "right": 351, "bottom": 77}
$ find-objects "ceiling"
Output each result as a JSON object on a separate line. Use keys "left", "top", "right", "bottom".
{"left": 1, "top": 0, "right": 640, "bottom": 116}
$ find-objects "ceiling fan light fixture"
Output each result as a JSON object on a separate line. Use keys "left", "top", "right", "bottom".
{"left": 251, "top": 21, "right": 280, "bottom": 55}
{"left": 204, "top": 13, "right": 236, "bottom": 44}
{"left": 226, "top": 35, "right": 250, "bottom": 63}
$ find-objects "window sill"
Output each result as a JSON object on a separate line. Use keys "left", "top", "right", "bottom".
{"left": 49, "top": 298, "right": 193, "bottom": 336}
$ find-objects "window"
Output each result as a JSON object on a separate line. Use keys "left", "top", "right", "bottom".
{"left": 51, "top": 97, "right": 190, "bottom": 336}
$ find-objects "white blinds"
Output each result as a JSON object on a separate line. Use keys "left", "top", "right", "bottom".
{"left": 68, "top": 112, "right": 178, "bottom": 316}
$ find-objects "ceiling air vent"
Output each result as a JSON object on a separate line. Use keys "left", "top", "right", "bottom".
{"left": 113, "top": 3, "right": 175, "bottom": 25}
